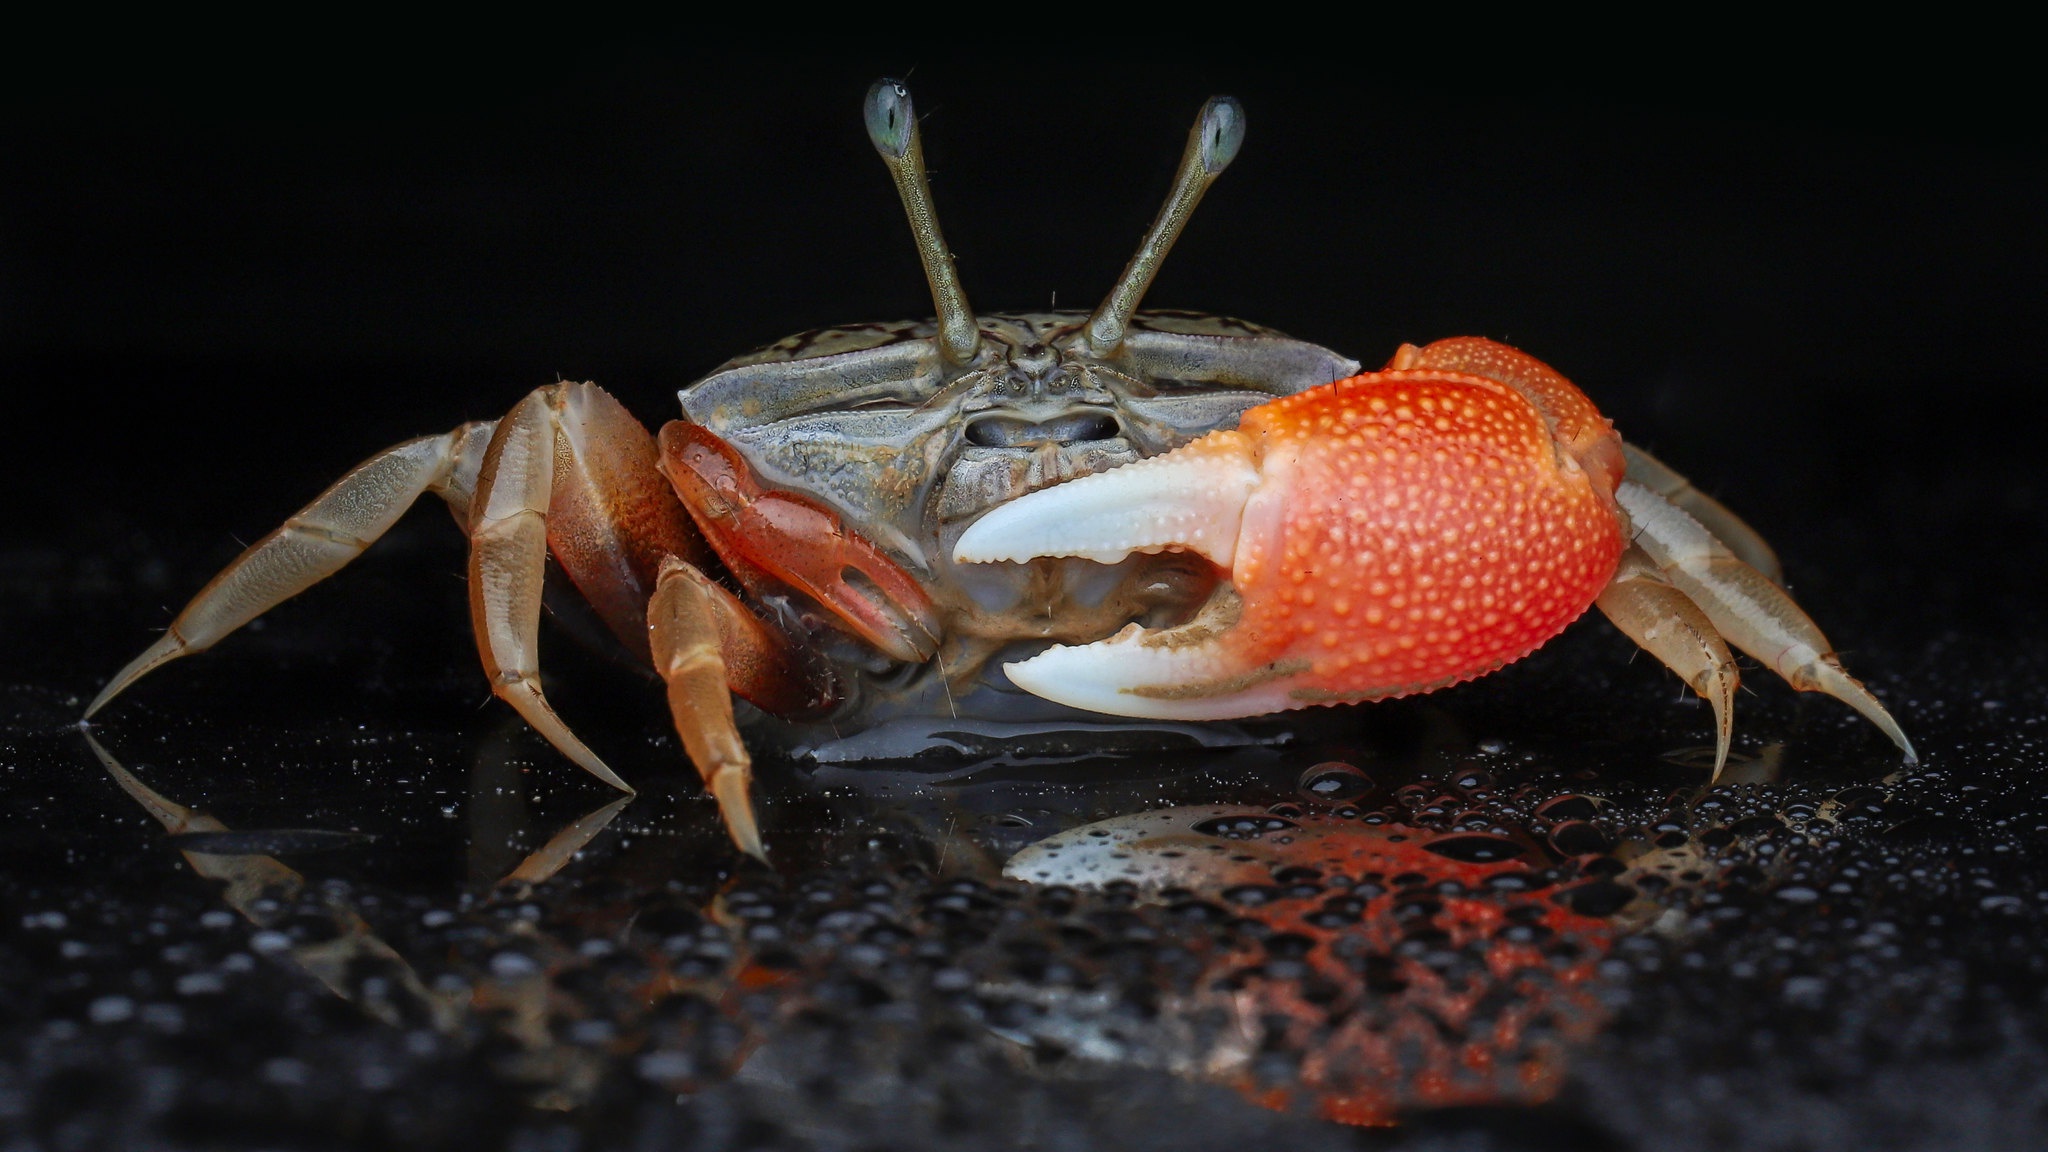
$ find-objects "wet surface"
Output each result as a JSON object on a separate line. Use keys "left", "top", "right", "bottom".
{"left": 9, "top": 512, "right": 2048, "bottom": 1150}
{"left": 10, "top": 53, "right": 2048, "bottom": 1152}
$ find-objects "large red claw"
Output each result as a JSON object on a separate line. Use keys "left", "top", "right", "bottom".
{"left": 952, "top": 341, "right": 1626, "bottom": 718}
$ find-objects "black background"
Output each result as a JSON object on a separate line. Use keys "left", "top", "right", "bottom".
{"left": 10, "top": 45, "right": 2046, "bottom": 562}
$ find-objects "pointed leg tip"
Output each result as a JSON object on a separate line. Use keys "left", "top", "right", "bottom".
{"left": 85, "top": 636, "right": 187, "bottom": 720}
{"left": 591, "top": 760, "right": 638, "bottom": 795}
{"left": 83, "top": 677, "right": 133, "bottom": 721}
{"left": 565, "top": 748, "right": 632, "bottom": 794}
{"left": 1870, "top": 713, "right": 1918, "bottom": 768}
{"left": 1708, "top": 703, "right": 1732, "bottom": 786}
{"left": 710, "top": 772, "right": 767, "bottom": 863}
{"left": 727, "top": 816, "right": 769, "bottom": 863}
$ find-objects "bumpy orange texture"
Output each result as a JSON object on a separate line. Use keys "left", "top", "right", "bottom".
{"left": 1224, "top": 343, "right": 1624, "bottom": 703}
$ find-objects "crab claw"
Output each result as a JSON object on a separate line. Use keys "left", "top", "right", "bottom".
{"left": 659, "top": 421, "right": 942, "bottom": 665}
{"left": 953, "top": 354, "right": 1627, "bottom": 719}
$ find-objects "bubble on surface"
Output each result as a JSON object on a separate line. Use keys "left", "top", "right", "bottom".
{"left": 1297, "top": 761, "right": 1373, "bottom": 803}
{"left": 1421, "top": 833, "right": 1530, "bottom": 864}
{"left": 86, "top": 996, "right": 135, "bottom": 1024}
{"left": 1548, "top": 820, "right": 1615, "bottom": 856}
{"left": 1535, "top": 794, "right": 1607, "bottom": 822}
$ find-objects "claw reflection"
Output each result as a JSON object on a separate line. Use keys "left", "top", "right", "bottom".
{"left": 1000, "top": 807, "right": 1614, "bottom": 1125}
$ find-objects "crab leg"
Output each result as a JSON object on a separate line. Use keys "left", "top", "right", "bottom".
{"left": 473, "top": 387, "right": 840, "bottom": 843}
{"left": 466, "top": 390, "right": 631, "bottom": 791}
{"left": 538, "top": 384, "right": 720, "bottom": 663}
{"left": 465, "top": 383, "right": 751, "bottom": 795}
{"left": 1614, "top": 479, "right": 1916, "bottom": 762}
{"left": 1621, "top": 442, "right": 1783, "bottom": 584}
{"left": 1595, "top": 546, "right": 1738, "bottom": 776}
{"left": 85, "top": 421, "right": 496, "bottom": 718}
{"left": 648, "top": 560, "right": 769, "bottom": 860}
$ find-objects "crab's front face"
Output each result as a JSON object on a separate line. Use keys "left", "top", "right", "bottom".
{"left": 679, "top": 309, "right": 1359, "bottom": 724}
{"left": 682, "top": 309, "right": 1358, "bottom": 576}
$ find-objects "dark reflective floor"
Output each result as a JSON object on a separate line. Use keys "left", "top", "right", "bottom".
{"left": 9, "top": 501, "right": 2048, "bottom": 1150}
{"left": 8, "top": 51, "right": 2048, "bottom": 1152}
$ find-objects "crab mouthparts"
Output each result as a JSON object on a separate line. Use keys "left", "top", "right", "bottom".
{"left": 950, "top": 430, "right": 1290, "bottom": 719}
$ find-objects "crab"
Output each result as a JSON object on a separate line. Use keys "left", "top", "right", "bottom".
{"left": 85, "top": 81, "right": 1914, "bottom": 859}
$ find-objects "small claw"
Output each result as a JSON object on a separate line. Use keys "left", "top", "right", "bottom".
{"left": 959, "top": 363, "right": 1628, "bottom": 719}
{"left": 658, "top": 422, "right": 941, "bottom": 665}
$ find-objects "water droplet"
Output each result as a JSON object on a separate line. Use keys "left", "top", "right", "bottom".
{"left": 1451, "top": 768, "right": 1495, "bottom": 792}
{"left": 1780, "top": 975, "right": 1829, "bottom": 1008}
{"left": 1483, "top": 871, "right": 1546, "bottom": 893}
{"left": 1191, "top": 815, "right": 1300, "bottom": 839}
{"left": 248, "top": 931, "right": 291, "bottom": 954}
{"left": 1536, "top": 794, "right": 1605, "bottom": 822}
{"left": 1551, "top": 878, "right": 1636, "bottom": 916}
{"left": 490, "top": 951, "right": 541, "bottom": 977}
{"left": 87, "top": 996, "right": 134, "bottom": 1024}
{"left": 175, "top": 972, "right": 225, "bottom": 996}
{"left": 1423, "top": 834, "right": 1530, "bottom": 864}
{"left": 1298, "top": 761, "right": 1372, "bottom": 802}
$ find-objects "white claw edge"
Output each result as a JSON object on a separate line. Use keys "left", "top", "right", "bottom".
{"left": 951, "top": 432, "right": 1259, "bottom": 569}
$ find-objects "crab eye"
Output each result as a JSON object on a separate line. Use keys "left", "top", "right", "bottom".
{"left": 1198, "top": 96, "right": 1245, "bottom": 174}
{"left": 864, "top": 80, "right": 914, "bottom": 159}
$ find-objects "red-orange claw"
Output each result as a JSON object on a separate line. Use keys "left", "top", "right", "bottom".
{"left": 656, "top": 421, "right": 942, "bottom": 666}
{"left": 953, "top": 346, "right": 1627, "bottom": 718}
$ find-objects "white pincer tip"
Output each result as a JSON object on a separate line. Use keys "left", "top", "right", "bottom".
{"left": 951, "top": 434, "right": 1261, "bottom": 569}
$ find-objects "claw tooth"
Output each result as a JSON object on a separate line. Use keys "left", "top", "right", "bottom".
{"left": 1003, "top": 630, "right": 1297, "bottom": 721}
{"left": 952, "top": 431, "right": 1258, "bottom": 567}
{"left": 1001, "top": 587, "right": 1303, "bottom": 721}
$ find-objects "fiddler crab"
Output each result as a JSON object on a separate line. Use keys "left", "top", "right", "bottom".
{"left": 87, "top": 82, "right": 1915, "bottom": 859}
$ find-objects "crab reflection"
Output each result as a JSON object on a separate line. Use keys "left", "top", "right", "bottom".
{"left": 999, "top": 807, "right": 1615, "bottom": 1124}
{"left": 82, "top": 718, "right": 1853, "bottom": 1130}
